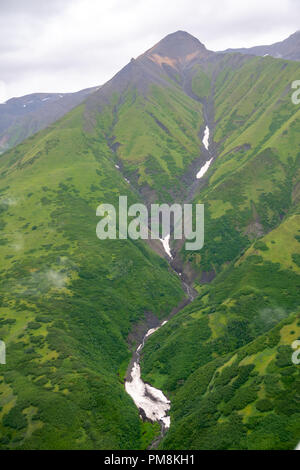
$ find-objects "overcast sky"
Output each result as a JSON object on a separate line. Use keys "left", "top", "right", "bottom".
{"left": 0, "top": 0, "right": 299, "bottom": 102}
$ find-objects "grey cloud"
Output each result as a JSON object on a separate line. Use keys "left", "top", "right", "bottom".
{"left": 0, "top": 0, "right": 299, "bottom": 100}
{"left": 0, "top": 0, "right": 73, "bottom": 15}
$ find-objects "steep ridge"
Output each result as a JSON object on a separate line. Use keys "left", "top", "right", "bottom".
{"left": 0, "top": 87, "right": 97, "bottom": 153}
{"left": 223, "top": 30, "right": 300, "bottom": 62}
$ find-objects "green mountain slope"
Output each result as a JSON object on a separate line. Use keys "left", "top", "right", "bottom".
{"left": 157, "top": 312, "right": 300, "bottom": 450}
{"left": 176, "top": 54, "right": 300, "bottom": 279}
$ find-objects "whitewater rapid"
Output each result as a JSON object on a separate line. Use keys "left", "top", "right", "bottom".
{"left": 196, "top": 158, "right": 213, "bottom": 179}
{"left": 196, "top": 125, "right": 213, "bottom": 179}
{"left": 125, "top": 320, "right": 170, "bottom": 429}
{"left": 202, "top": 125, "right": 210, "bottom": 150}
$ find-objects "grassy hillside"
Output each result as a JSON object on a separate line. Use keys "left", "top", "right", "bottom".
{"left": 180, "top": 55, "right": 300, "bottom": 279}
{"left": 85, "top": 83, "right": 204, "bottom": 203}
{"left": 158, "top": 312, "right": 300, "bottom": 450}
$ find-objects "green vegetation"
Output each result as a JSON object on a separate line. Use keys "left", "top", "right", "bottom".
{"left": 91, "top": 84, "right": 204, "bottom": 203}
{"left": 142, "top": 310, "right": 300, "bottom": 450}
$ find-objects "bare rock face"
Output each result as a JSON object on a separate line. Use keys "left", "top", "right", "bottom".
{"left": 85, "top": 31, "right": 213, "bottom": 117}
{"left": 143, "top": 30, "right": 211, "bottom": 65}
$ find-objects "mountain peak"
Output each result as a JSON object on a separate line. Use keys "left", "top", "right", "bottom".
{"left": 141, "top": 31, "right": 210, "bottom": 70}
{"left": 146, "top": 31, "right": 207, "bottom": 59}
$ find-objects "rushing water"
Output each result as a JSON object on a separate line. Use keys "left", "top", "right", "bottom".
{"left": 202, "top": 125, "right": 210, "bottom": 150}
{"left": 160, "top": 234, "right": 172, "bottom": 258}
{"left": 196, "top": 125, "right": 213, "bottom": 179}
{"left": 125, "top": 320, "right": 171, "bottom": 430}
{"left": 196, "top": 158, "right": 213, "bottom": 179}
{"left": 125, "top": 276, "right": 196, "bottom": 441}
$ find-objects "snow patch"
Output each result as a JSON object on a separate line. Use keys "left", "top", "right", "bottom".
{"left": 125, "top": 363, "right": 171, "bottom": 428}
{"left": 196, "top": 125, "right": 213, "bottom": 179}
{"left": 196, "top": 158, "right": 213, "bottom": 179}
{"left": 202, "top": 125, "right": 210, "bottom": 150}
{"left": 160, "top": 234, "right": 172, "bottom": 258}
{"left": 125, "top": 319, "right": 171, "bottom": 429}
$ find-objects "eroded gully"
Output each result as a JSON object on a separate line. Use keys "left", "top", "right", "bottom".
{"left": 124, "top": 123, "right": 212, "bottom": 448}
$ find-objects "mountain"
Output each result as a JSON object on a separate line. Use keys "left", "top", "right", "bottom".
{"left": 223, "top": 30, "right": 300, "bottom": 61}
{"left": 1, "top": 30, "right": 298, "bottom": 155}
{"left": 0, "top": 31, "right": 299, "bottom": 450}
{"left": 0, "top": 87, "right": 97, "bottom": 153}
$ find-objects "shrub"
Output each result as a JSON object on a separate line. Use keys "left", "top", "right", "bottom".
{"left": 256, "top": 399, "right": 274, "bottom": 412}
{"left": 3, "top": 406, "right": 27, "bottom": 430}
{"left": 254, "top": 241, "right": 269, "bottom": 251}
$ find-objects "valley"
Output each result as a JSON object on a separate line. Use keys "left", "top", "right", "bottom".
{"left": 125, "top": 246, "right": 198, "bottom": 448}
